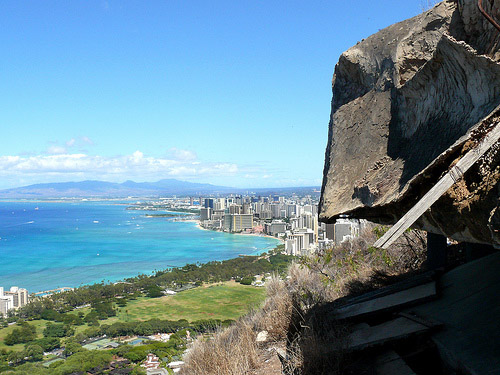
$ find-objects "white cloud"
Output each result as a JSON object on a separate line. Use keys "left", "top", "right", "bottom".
{"left": 47, "top": 146, "right": 67, "bottom": 155}
{"left": 81, "top": 136, "right": 94, "bottom": 145}
{"left": 0, "top": 151, "right": 238, "bottom": 184}
{"left": 47, "top": 136, "right": 95, "bottom": 155}
{"left": 169, "top": 148, "right": 197, "bottom": 162}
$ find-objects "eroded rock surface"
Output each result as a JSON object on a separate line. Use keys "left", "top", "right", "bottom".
{"left": 320, "top": 0, "right": 500, "bottom": 246}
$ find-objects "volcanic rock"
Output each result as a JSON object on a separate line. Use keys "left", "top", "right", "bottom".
{"left": 319, "top": 0, "right": 500, "bottom": 246}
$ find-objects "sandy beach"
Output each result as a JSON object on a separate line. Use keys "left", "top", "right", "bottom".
{"left": 194, "top": 220, "right": 284, "bottom": 243}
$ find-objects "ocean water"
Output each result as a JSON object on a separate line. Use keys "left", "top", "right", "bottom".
{"left": 0, "top": 201, "right": 280, "bottom": 293}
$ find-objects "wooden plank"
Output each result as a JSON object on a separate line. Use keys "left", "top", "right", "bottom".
{"left": 376, "top": 350, "right": 416, "bottom": 375}
{"left": 374, "top": 121, "right": 500, "bottom": 249}
{"left": 335, "top": 282, "right": 436, "bottom": 320}
{"left": 351, "top": 323, "right": 370, "bottom": 330}
{"left": 398, "top": 312, "right": 443, "bottom": 329}
{"left": 347, "top": 316, "right": 431, "bottom": 351}
{"left": 334, "top": 271, "right": 435, "bottom": 308}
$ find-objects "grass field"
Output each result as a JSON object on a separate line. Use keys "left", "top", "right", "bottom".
{"left": 0, "top": 282, "right": 266, "bottom": 352}
{"left": 107, "top": 281, "right": 266, "bottom": 323}
{"left": 0, "top": 319, "right": 50, "bottom": 352}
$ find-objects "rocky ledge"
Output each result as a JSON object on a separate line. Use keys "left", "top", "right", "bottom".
{"left": 319, "top": 0, "right": 500, "bottom": 246}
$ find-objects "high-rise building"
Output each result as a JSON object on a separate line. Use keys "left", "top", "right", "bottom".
{"left": 286, "top": 204, "right": 299, "bottom": 217}
{"left": 0, "top": 286, "right": 28, "bottom": 316}
{"left": 242, "top": 203, "right": 252, "bottom": 215}
{"left": 270, "top": 204, "right": 281, "bottom": 218}
{"left": 223, "top": 214, "right": 253, "bottom": 232}
{"left": 265, "top": 220, "right": 287, "bottom": 236}
{"left": 0, "top": 298, "right": 11, "bottom": 317}
{"left": 200, "top": 208, "right": 212, "bottom": 221}
{"left": 229, "top": 205, "right": 242, "bottom": 214}
{"left": 215, "top": 198, "right": 226, "bottom": 210}
{"left": 204, "top": 198, "right": 215, "bottom": 209}
{"left": 4, "top": 287, "right": 28, "bottom": 308}
{"left": 303, "top": 204, "right": 313, "bottom": 214}
{"left": 325, "top": 223, "right": 335, "bottom": 241}
{"left": 259, "top": 211, "right": 272, "bottom": 219}
{"left": 334, "top": 218, "right": 360, "bottom": 244}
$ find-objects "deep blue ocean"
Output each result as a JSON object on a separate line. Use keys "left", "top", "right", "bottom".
{"left": 0, "top": 201, "right": 280, "bottom": 293}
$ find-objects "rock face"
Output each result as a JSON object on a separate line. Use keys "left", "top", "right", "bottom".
{"left": 319, "top": 0, "right": 500, "bottom": 246}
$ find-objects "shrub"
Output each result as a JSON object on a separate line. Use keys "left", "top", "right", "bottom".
{"left": 239, "top": 276, "right": 254, "bottom": 285}
{"left": 146, "top": 285, "right": 164, "bottom": 298}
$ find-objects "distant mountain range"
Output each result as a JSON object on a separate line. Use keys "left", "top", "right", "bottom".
{"left": 0, "top": 179, "right": 234, "bottom": 198}
{"left": 0, "top": 179, "right": 321, "bottom": 198}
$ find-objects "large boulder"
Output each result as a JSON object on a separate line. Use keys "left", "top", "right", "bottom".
{"left": 319, "top": 0, "right": 500, "bottom": 246}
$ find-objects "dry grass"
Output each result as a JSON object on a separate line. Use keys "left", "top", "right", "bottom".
{"left": 182, "top": 277, "right": 292, "bottom": 375}
{"left": 257, "top": 275, "right": 293, "bottom": 341}
{"left": 182, "top": 317, "right": 258, "bottom": 375}
{"left": 182, "top": 224, "right": 427, "bottom": 375}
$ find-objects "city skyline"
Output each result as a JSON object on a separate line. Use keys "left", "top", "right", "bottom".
{"left": 0, "top": 1, "right": 427, "bottom": 189}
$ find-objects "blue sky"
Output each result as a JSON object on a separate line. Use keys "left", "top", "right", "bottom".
{"left": 0, "top": 1, "right": 428, "bottom": 189}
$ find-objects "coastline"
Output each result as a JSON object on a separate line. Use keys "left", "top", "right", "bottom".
{"left": 0, "top": 202, "right": 281, "bottom": 293}
{"left": 193, "top": 220, "right": 284, "bottom": 243}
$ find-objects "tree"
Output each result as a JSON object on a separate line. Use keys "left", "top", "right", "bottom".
{"left": 7, "top": 350, "right": 25, "bottom": 365}
{"left": 40, "top": 309, "right": 61, "bottom": 321}
{"left": 62, "top": 313, "right": 83, "bottom": 326}
{"left": 52, "top": 350, "right": 112, "bottom": 374}
{"left": 136, "top": 322, "right": 153, "bottom": 336}
{"left": 91, "top": 301, "right": 116, "bottom": 319}
{"left": 32, "top": 337, "right": 61, "bottom": 351}
{"left": 63, "top": 340, "right": 84, "bottom": 357}
{"left": 4, "top": 322, "right": 36, "bottom": 345}
{"left": 239, "top": 276, "right": 254, "bottom": 285}
{"left": 43, "top": 323, "right": 73, "bottom": 338}
{"left": 146, "top": 285, "right": 163, "bottom": 298}
{"left": 24, "top": 344, "right": 44, "bottom": 361}
{"left": 83, "top": 326, "right": 101, "bottom": 339}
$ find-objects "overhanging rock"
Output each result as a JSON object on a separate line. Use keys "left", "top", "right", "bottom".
{"left": 319, "top": 0, "right": 500, "bottom": 246}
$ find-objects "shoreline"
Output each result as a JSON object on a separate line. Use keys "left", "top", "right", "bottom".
{"left": 194, "top": 221, "right": 284, "bottom": 243}
{"left": 0, "top": 203, "right": 282, "bottom": 293}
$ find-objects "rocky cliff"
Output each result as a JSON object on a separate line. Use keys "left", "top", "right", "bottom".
{"left": 319, "top": 0, "right": 500, "bottom": 246}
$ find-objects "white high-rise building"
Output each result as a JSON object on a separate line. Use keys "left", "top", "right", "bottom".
{"left": 0, "top": 298, "right": 11, "bottom": 317}
{"left": 215, "top": 198, "right": 226, "bottom": 210}
{"left": 0, "top": 286, "right": 28, "bottom": 316}
{"left": 334, "top": 218, "right": 361, "bottom": 244}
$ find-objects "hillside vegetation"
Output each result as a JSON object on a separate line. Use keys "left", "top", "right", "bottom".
{"left": 0, "top": 247, "right": 291, "bottom": 374}
{"left": 182, "top": 226, "right": 426, "bottom": 374}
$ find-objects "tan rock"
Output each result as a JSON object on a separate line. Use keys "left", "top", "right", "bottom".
{"left": 320, "top": 0, "right": 500, "bottom": 246}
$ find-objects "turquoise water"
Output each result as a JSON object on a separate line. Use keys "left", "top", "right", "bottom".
{"left": 0, "top": 201, "right": 280, "bottom": 293}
